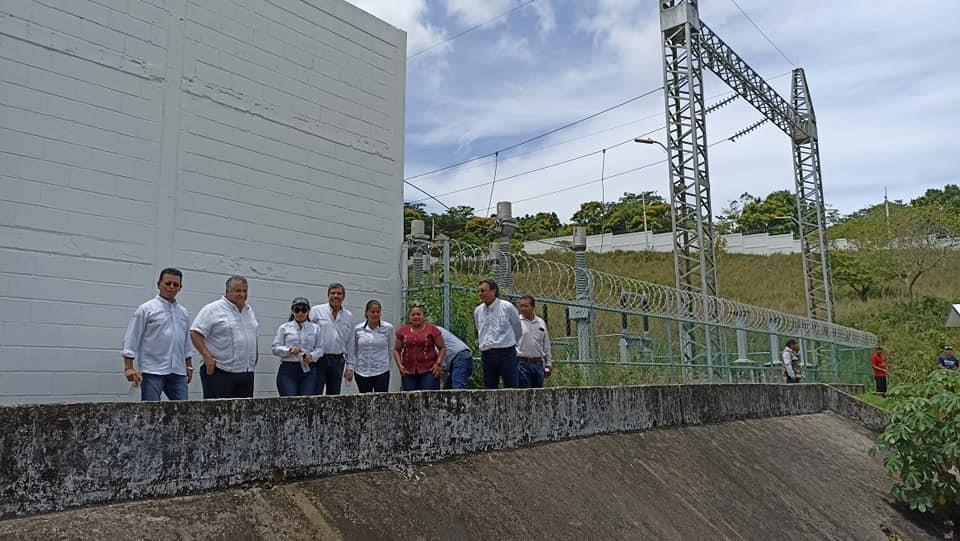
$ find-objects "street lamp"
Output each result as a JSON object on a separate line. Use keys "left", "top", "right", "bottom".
{"left": 633, "top": 137, "right": 669, "bottom": 245}
{"left": 634, "top": 137, "right": 668, "bottom": 153}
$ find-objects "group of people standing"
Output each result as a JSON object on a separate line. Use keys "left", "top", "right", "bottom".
{"left": 122, "top": 270, "right": 553, "bottom": 401}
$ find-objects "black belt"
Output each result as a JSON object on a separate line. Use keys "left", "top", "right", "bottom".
{"left": 518, "top": 356, "right": 543, "bottom": 363}
{"left": 323, "top": 353, "right": 344, "bottom": 360}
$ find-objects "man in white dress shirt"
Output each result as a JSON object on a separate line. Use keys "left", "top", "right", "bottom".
{"left": 474, "top": 279, "right": 523, "bottom": 389}
{"left": 190, "top": 275, "right": 259, "bottom": 399}
{"left": 516, "top": 295, "right": 552, "bottom": 389}
{"left": 121, "top": 268, "right": 193, "bottom": 401}
{"left": 782, "top": 339, "right": 802, "bottom": 384}
{"left": 309, "top": 282, "right": 354, "bottom": 395}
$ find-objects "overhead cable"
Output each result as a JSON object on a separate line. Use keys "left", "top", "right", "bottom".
{"left": 404, "top": 86, "right": 664, "bottom": 183}
{"left": 408, "top": 0, "right": 538, "bottom": 59}
{"left": 727, "top": 0, "right": 796, "bottom": 68}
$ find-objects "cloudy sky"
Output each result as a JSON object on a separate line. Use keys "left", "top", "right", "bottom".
{"left": 348, "top": 0, "right": 960, "bottom": 222}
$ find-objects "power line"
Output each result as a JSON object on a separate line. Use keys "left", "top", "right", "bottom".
{"left": 404, "top": 86, "right": 664, "bottom": 183}
{"left": 408, "top": 0, "right": 538, "bottom": 59}
{"left": 472, "top": 132, "right": 746, "bottom": 214}
{"left": 727, "top": 0, "right": 796, "bottom": 68}
{"left": 404, "top": 72, "right": 793, "bottom": 200}
{"left": 403, "top": 180, "right": 451, "bottom": 210}
{"left": 411, "top": 128, "right": 657, "bottom": 205}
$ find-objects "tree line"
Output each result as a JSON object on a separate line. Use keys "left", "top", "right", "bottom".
{"left": 404, "top": 184, "right": 960, "bottom": 304}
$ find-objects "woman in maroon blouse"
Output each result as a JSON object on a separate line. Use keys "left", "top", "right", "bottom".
{"left": 394, "top": 303, "right": 446, "bottom": 391}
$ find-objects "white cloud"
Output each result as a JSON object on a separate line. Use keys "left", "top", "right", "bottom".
{"left": 346, "top": 0, "right": 445, "bottom": 54}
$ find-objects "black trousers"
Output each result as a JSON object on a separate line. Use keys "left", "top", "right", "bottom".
{"left": 874, "top": 376, "right": 887, "bottom": 394}
{"left": 200, "top": 367, "right": 255, "bottom": 399}
{"left": 356, "top": 371, "right": 390, "bottom": 393}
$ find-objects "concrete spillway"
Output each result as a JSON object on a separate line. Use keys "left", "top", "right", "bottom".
{"left": 0, "top": 413, "right": 933, "bottom": 540}
{"left": 0, "top": 384, "right": 932, "bottom": 539}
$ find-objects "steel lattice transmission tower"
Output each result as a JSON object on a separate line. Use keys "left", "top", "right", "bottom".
{"left": 658, "top": 0, "right": 835, "bottom": 370}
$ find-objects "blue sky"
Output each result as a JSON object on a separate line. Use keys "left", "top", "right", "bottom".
{"left": 349, "top": 0, "right": 960, "bottom": 222}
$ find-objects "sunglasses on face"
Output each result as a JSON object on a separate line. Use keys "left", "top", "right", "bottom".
{"left": 163, "top": 281, "right": 181, "bottom": 288}
{"left": 292, "top": 306, "right": 309, "bottom": 313}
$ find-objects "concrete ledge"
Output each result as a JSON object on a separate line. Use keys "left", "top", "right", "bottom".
{"left": 1, "top": 384, "right": 828, "bottom": 518}
{"left": 823, "top": 386, "right": 888, "bottom": 432}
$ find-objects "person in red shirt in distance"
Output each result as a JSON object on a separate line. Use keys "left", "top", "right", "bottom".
{"left": 870, "top": 345, "right": 889, "bottom": 394}
{"left": 394, "top": 302, "right": 446, "bottom": 391}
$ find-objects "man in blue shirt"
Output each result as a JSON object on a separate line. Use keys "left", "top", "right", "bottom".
{"left": 937, "top": 346, "right": 958, "bottom": 369}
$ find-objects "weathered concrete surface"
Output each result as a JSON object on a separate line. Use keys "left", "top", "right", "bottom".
{"left": 825, "top": 386, "right": 889, "bottom": 432}
{"left": 0, "top": 413, "right": 934, "bottom": 540}
{"left": 0, "top": 384, "right": 884, "bottom": 519}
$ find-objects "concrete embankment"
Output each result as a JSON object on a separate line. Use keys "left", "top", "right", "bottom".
{"left": 0, "top": 384, "right": 888, "bottom": 527}
{"left": 0, "top": 412, "right": 932, "bottom": 540}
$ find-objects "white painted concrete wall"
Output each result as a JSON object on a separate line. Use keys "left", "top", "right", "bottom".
{"left": 0, "top": 0, "right": 406, "bottom": 403}
{"left": 524, "top": 231, "right": 802, "bottom": 255}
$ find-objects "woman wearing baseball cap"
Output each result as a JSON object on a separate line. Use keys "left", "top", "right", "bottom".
{"left": 271, "top": 296, "right": 324, "bottom": 396}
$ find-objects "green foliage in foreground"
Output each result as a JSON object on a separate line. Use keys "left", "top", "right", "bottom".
{"left": 873, "top": 369, "right": 960, "bottom": 520}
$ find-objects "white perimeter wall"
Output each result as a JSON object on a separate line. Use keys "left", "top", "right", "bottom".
{"left": 0, "top": 0, "right": 406, "bottom": 403}
{"left": 524, "top": 231, "right": 802, "bottom": 256}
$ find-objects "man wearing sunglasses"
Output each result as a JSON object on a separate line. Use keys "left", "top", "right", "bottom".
{"left": 121, "top": 268, "right": 193, "bottom": 401}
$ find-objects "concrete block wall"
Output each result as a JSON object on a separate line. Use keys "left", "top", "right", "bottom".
{"left": 0, "top": 383, "right": 838, "bottom": 518}
{"left": 0, "top": 0, "right": 407, "bottom": 403}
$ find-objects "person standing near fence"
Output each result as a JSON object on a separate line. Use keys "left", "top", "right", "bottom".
{"left": 394, "top": 303, "right": 445, "bottom": 391}
{"left": 781, "top": 339, "right": 801, "bottom": 384}
{"left": 272, "top": 297, "right": 323, "bottom": 397}
{"left": 516, "top": 295, "right": 552, "bottom": 389}
{"left": 474, "top": 279, "right": 523, "bottom": 389}
{"left": 352, "top": 300, "right": 394, "bottom": 393}
{"left": 309, "top": 283, "right": 354, "bottom": 395}
{"left": 190, "top": 275, "right": 259, "bottom": 399}
{"left": 437, "top": 326, "right": 473, "bottom": 390}
{"left": 870, "top": 345, "right": 888, "bottom": 394}
{"left": 937, "top": 345, "right": 958, "bottom": 370}
{"left": 121, "top": 268, "right": 193, "bottom": 401}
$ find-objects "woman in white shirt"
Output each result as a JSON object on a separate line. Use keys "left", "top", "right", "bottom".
{"left": 272, "top": 297, "right": 324, "bottom": 396}
{"left": 351, "top": 300, "right": 395, "bottom": 393}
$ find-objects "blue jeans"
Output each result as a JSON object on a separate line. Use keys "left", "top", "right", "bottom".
{"left": 140, "top": 373, "right": 188, "bottom": 401}
{"left": 443, "top": 350, "right": 474, "bottom": 390}
{"left": 518, "top": 361, "right": 545, "bottom": 389}
{"left": 402, "top": 372, "right": 440, "bottom": 391}
{"left": 481, "top": 347, "right": 519, "bottom": 389}
{"left": 276, "top": 361, "right": 318, "bottom": 397}
{"left": 314, "top": 354, "right": 345, "bottom": 395}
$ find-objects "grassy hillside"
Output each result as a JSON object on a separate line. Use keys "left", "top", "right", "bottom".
{"left": 537, "top": 249, "right": 960, "bottom": 382}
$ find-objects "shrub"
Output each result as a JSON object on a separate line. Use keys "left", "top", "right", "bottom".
{"left": 874, "top": 369, "right": 960, "bottom": 525}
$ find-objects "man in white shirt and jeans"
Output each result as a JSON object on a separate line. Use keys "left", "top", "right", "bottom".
{"left": 474, "top": 279, "right": 523, "bottom": 389}
{"left": 190, "top": 275, "right": 259, "bottom": 399}
{"left": 121, "top": 268, "right": 193, "bottom": 401}
{"left": 782, "top": 339, "right": 802, "bottom": 383}
{"left": 516, "top": 295, "right": 552, "bottom": 389}
{"left": 309, "top": 282, "right": 354, "bottom": 395}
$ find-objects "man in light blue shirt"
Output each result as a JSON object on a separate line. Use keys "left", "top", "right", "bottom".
{"left": 437, "top": 326, "right": 473, "bottom": 390}
{"left": 121, "top": 268, "right": 193, "bottom": 401}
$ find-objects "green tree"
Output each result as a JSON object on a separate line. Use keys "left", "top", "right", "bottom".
{"left": 911, "top": 184, "right": 960, "bottom": 212}
{"left": 717, "top": 191, "right": 798, "bottom": 236}
{"left": 831, "top": 251, "right": 883, "bottom": 302}
{"left": 516, "top": 212, "right": 563, "bottom": 241}
{"left": 833, "top": 205, "right": 960, "bottom": 304}
{"left": 571, "top": 201, "right": 607, "bottom": 234}
{"left": 874, "top": 369, "right": 960, "bottom": 530}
